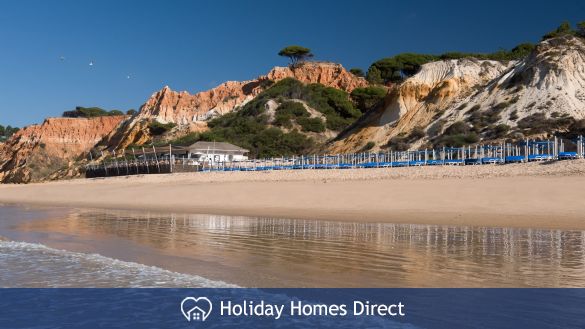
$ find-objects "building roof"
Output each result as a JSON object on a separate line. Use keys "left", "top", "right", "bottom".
{"left": 188, "top": 141, "right": 249, "bottom": 153}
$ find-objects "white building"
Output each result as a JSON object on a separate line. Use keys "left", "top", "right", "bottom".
{"left": 187, "top": 141, "right": 249, "bottom": 164}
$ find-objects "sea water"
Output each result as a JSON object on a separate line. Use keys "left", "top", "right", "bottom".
{"left": 1, "top": 205, "right": 585, "bottom": 288}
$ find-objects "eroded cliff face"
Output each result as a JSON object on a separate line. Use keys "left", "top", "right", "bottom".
{"left": 461, "top": 35, "right": 585, "bottom": 122}
{"left": 104, "top": 62, "right": 367, "bottom": 150}
{"left": 329, "top": 35, "right": 585, "bottom": 152}
{"left": 140, "top": 62, "right": 367, "bottom": 125}
{"left": 329, "top": 59, "right": 511, "bottom": 152}
{"left": 0, "top": 116, "right": 125, "bottom": 183}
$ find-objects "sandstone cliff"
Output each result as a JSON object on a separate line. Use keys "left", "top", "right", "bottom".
{"left": 328, "top": 59, "right": 511, "bottom": 152}
{"left": 0, "top": 116, "right": 125, "bottom": 183}
{"left": 329, "top": 35, "right": 585, "bottom": 152}
{"left": 104, "top": 62, "right": 367, "bottom": 150}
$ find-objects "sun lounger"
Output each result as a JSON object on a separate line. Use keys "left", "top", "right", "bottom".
{"left": 480, "top": 157, "right": 504, "bottom": 164}
{"left": 528, "top": 154, "right": 553, "bottom": 161}
{"left": 558, "top": 152, "right": 577, "bottom": 160}
{"left": 505, "top": 156, "right": 524, "bottom": 163}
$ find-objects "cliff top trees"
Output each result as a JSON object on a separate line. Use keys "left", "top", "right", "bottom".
{"left": 278, "top": 46, "right": 314, "bottom": 66}
{"left": 62, "top": 106, "right": 125, "bottom": 118}
{"left": 577, "top": 21, "right": 585, "bottom": 37}
{"left": 0, "top": 124, "right": 19, "bottom": 141}
{"left": 542, "top": 21, "right": 573, "bottom": 40}
{"left": 349, "top": 68, "right": 365, "bottom": 77}
{"left": 350, "top": 86, "right": 387, "bottom": 112}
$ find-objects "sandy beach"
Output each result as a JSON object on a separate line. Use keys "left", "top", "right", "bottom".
{"left": 1, "top": 160, "right": 585, "bottom": 230}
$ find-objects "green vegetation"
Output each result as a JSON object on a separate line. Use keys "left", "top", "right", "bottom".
{"left": 387, "top": 126, "right": 426, "bottom": 151}
{"left": 369, "top": 53, "right": 438, "bottom": 83}
{"left": 126, "top": 109, "right": 137, "bottom": 116}
{"left": 0, "top": 124, "right": 19, "bottom": 142}
{"left": 204, "top": 113, "right": 315, "bottom": 158}
{"left": 62, "top": 106, "right": 125, "bottom": 118}
{"left": 297, "top": 117, "right": 325, "bottom": 133}
{"left": 486, "top": 124, "right": 511, "bottom": 139}
{"left": 439, "top": 43, "right": 535, "bottom": 61}
{"left": 367, "top": 43, "right": 536, "bottom": 84}
{"left": 278, "top": 45, "right": 314, "bottom": 66}
{"left": 361, "top": 141, "right": 375, "bottom": 151}
{"left": 109, "top": 110, "right": 124, "bottom": 116}
{"left": 578, "top": 22, "right": 585, "bottom": 37}
{"left": 469, "top": 106, "right": 504, "bottom": 130}
{"left": 366, "top": 66, "right": 383, "bottom": 84}
{"left": 349, "top": 68, "right": 365, "bottom": 77}
{"left": 350, "top": 86, "right": 387, "bottom": 112}
{"left": 543, "top": 21, "right": 573, "bottom": 40}
{"left": 564, "top": 119, "right": 585, "bottom": 138}
{"left": 433, "top": 121, "right": 479, "bottom": 147}
{"left": 273, "top": 101, "right": 310, "bottom": 128}
{"left": 542, "top": 21, "right": 585, "bottom": 40}
{"left": 173, "top": 78, "right": 363, "bottom": 157}
{"left": 148, "top": 121, "right": 177, "bottom": 135}
{"left": 166, "top": 132, "right": 200, "bottom": 146}
{"left": 516, "top": 113, "right": 574, "bottom": 134}
{"left": 240, "top": 78, "right": 360, "bottom": 131}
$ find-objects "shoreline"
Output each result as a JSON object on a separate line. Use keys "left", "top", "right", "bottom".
{"left": 1, "top": 160, "right": 585, "bottom": 230}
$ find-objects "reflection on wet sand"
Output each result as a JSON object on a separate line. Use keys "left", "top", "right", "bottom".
{"left": 16, "top": 209, "right": 585, "bottom": 287}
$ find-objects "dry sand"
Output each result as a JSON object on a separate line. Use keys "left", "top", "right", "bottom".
{"left": 1, "top": 160, "right": 585, "bottom": 230}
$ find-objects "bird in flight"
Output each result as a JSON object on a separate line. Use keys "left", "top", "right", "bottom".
{"left": 89, "top": 60, "right": 94, "bottom": 66}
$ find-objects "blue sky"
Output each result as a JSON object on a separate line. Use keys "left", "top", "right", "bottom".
{"left": 1, "top": 0, "right": 583, "bottom": 127}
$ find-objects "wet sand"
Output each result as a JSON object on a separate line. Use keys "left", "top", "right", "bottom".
{"left": 1, "top": 160, "right": 585, "bottom": 230}
{"left": 4, "top": 206, "right": 585, "bottom": 288}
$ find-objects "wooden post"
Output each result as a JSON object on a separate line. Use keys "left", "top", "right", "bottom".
{"left": 152, "top": 145, "right": 160, "bottom": 173}
{"left": 101, "top": 151, "right": 108, "bottom": 177}
{"left": 132, "top": 148, "right": 139, "bottom": 174}
{"left": 111, "top": 150, "right": 118, "bottom": 176}
{"left": 142, "top": 147, "right": 150, "bottom": 174}
{"left": 169, "top": 144, "right": 173, "bottom": 173}
{"left": 524, "top": 139, "right": 529, "bottom": 162}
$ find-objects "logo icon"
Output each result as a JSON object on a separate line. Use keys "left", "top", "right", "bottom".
{"left": 181, "top": 297, "right": 213, "bottom": 322}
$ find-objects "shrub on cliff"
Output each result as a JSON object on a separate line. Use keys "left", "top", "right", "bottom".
{"left": 0, "top": 124, "right": 19, "bottom": 141}
{"left": 148, "top": 121, "right": 176, "bottom": 135}
{"left": 297, "top": 117, "right": 326, "bottom": 133}
{"left": 542, "top": 21, "right": 573, "bottom": 40}
{"left": 386, "top": 126, "right": 426, "bottom": 151}
{"left": 241, "top": 78, "right": 360, "bottom": 131}
{"left": 62, "top": 106, "right": 124, "bottom": 118}
{"left": 274, "top": 101, "right": 309, "bottom": 128}
{"left": 368, "top": 42, "right": 538, "bottom": 84}
{"left": 578, "top": 22, "right": 585, "bottom": 37}
{"left": 517, "top": 113, "right": 575, "bottom": 134}
{"left": 349, "top": 68, "right": 365, "bottom": 77}
{"left": 167, "top": 132, "right": 200, "bottom": 146}
{"left": 350, "top": 86, "right": 387, "bottom": 112}
{"left": 369, "top": 53, "right": 438, "bottom": 83}
{"left": 439, "top": 43, "right": 534, "bottom": 61}
{"left": 205, "top": 113, "right": 315, "bottom": 158}
{"left": 433, "top": 121, "right": 479, "bottom": 147}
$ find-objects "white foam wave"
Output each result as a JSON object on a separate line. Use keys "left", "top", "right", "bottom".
{"left": 0, "top": 240, "right": 239, "bottom": 288}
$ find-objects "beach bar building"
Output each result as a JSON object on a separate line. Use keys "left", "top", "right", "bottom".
{"left": 187, "top": 141, "right": 249, "bottom": 164}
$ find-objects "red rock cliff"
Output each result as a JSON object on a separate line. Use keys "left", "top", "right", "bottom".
{"left": 138, "top": 62, "right": 367, "bottom": 125}
{"left": 0, "top": 116, "right": 125, "bottom": 183}
{"left": 104, "top": 62, "right": 367, "bottom": 149}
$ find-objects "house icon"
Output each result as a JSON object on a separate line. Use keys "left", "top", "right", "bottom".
{"left": 181, "top": 297, "right": 213, "bottom": 322}
{"left": 191, "top": 306, "right": 207, "bottom": 321}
